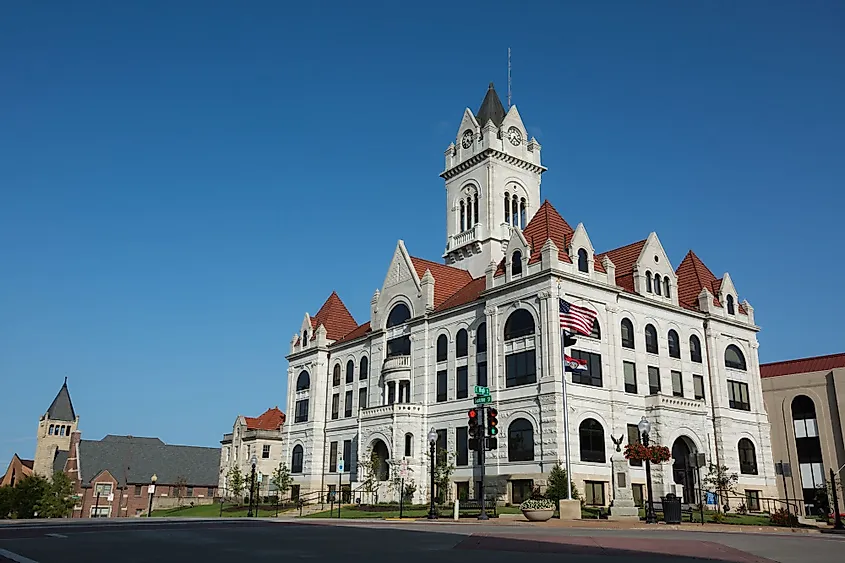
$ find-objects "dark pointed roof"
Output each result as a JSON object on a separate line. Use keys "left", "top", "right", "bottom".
{"left": 476, "top": 82, "right": 506, "bottom": 127}
{"left": 46, "top": 378, "right": 76, "bottom": 422}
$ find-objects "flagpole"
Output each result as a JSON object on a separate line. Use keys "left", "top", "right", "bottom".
{"left": 561, "top": 330, "right": 573, "bottom": 501}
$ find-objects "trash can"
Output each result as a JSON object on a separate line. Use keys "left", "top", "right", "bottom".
{"left": 662, "top": 493, "right": 682, "bottom": 524}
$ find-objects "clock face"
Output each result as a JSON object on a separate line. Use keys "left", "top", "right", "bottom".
{"left": 461, "top": 130, "right": 474, "bottom": 149}
{"left": 507, "top": 126, "right": 522, "bottom": 146}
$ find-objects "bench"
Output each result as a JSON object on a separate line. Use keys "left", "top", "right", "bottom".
{"left": 453, "top": 498, "right": 497, "bottom": 517}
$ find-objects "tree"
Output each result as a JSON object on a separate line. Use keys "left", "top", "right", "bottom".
{"left": 545, "top": 462, "right": 580, "bottom": 503}
{"left": 0, "top": 486, "right": 14, "bottom": 519}
{"left": 270, "top": 463, "right": 292, "bottom": 500}
{"left": 35, "top": 472, "right": 76, "bottom": 518}
{"left": 172, "top": 476, "right": 188, "bottom": 507}
{"left": 12, "top": 474, "right": 50, "bottom": 519}
{"left": 427, "top": 449, "right": 455, "bottom": 503}
{"left": 703, "top": 463, "right": 738, "bottom": 511}
{"left": 227, "top": 467, "right": 245, "bottom": 504}
{"left": 387, "top": 459, "right": 414, "bottom": 503}
{"left": 356, "top": 448, "right": 382, "bottom": 504}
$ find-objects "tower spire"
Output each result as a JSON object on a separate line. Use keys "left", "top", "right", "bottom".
{"left": 507, "top": 47, "right": 512, "bottom": 109}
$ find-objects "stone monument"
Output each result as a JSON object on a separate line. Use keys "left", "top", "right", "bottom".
{"left": 608, "top": 434, "right": 640, "bottom": 520}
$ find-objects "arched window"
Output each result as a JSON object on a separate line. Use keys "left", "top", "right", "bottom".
{"left": 296, "top": 370, "right": 310, "bottom": 391}
{"left": 663, "top": 277, "right": 670, "bottom": 298}
{"left": 60, "top": 426, "right": 66, "bottom": 436}
{"left": 332, "top": 364, "right": 341, "bottom": 386}
{"left": 689, "top": 335, "right": 702, "bottom": 363}
{"left": 49, "top": 425, "right": 54, "bottom": 436}
{"left": 456, "top": 329, "right": 468, "bottom": 358}
{"left": 738, "top": 439, "right": 757, "bottom": 475}
{"left": 436, "top": 334, "right": 448, "bottom": 362}
{"left": 504, "top": 192, "right": 510, "bottom": 224}
{"left": 504, "top": 309, "right": 535, "bottom": 340}
{"left": 655, "top": 274, "right": 662, "bottom": 296}
{"left": 668, "top": 330, "right": 681, "bottom": 359}
{"left": 792, "top": 395, "right": 817, "bottom": 422}
{"left": 476, "top": 323, "right": 487, "bottom": 353}
{"left": 507, "top": 418, "right": 534, "bottom": 461}
{"left": 621, "top": 318, "right": 635, "bottom": 349}
{"left": 345, "top": 360, "right": 354, "bottom": 383}
{"left": 512, "top": 250, "right": 523, "bottom": 275}
{"left": 359, "top": 357, "right": 369, "bottom": 380}
{"left": 302, "top": 331, "right": 308, "bottom": 347}
{"left": 404, "top": 433, "right": 413, "bottom": 457}
{"left": 459, "top": 200, "right": 466, "bottom": 232}
{"left": 473, "top": 193, "right": 479, "bottom": 225}
{"left": 520, "top": 198, "right": 527, "bottom": 226}
{"left": 386, "top": 303, "right": 411, "bottom": 328}
{"left": 725, "top": 345, "right": 746, "bottom": 370}
{"left": 512, "top": 194, "right": 519, "bottom": 226}
{"left": 386, "top": 303, "right": 411, "bottom": 357}
{"left": 791, "top": 395, "right": 824, "bottom": 505}
{"left": 645, "top": 324, "right": 658, "bottom": 354}
{"left": 577, "top": 248, "right": 588, "bottom": 273}
{"left": 726, "top": 294, "right": 735, "bottom": 315}
{"left": 588, "top": 318, "right": 601, "bottom": 339}
{"left": 646, "top": 271, "right": 653, "bottom": 293}
{"left": 579, "top": 419, "right": 606, "bottom": 463}
{"left": 291, "top": 445, "right": 304, "bottom": 473}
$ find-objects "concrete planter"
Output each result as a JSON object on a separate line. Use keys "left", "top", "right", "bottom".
{"left": 521, "top": 508, "right": 554, "bottom": 522}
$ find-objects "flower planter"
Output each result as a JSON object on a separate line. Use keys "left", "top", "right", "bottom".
{"left": 522, "top": 508, "right": 554, "bottom": 522}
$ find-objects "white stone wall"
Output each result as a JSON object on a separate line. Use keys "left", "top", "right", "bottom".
{"left": 219, "top": 417, "right": 285, "bottom": 499}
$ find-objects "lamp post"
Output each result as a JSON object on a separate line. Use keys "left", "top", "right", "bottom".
{"left": 248, "top": 455, "right": 257, "bottom": 518}
{"left": 427, "top": 428, "right": 438, "bottom": 520}
{"left": 638, "top": 417, "right": 657, "bottom": 524}
{"left": 147, "top": 474, "right": 157, "bottom": 518}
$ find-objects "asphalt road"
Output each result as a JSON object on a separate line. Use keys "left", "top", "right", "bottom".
{"left": 0, "top": 519, "right": 842, "bottom": 563}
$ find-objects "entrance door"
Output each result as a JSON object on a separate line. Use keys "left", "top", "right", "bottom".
{"left": 290, "top": 484, "right": 300, "bottom": 502}
{"left": 671, "top": 437, "right": 696, "bottom": 504}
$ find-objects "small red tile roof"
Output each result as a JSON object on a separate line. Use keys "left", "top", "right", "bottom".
{"left": 596, "top": 239, "right": 647, "bottom": 293}
{"left": 675, "top": 250, "right": 724, "bottom": 311}
{"left": 761, "top": 352, "right": 845, "bottom": 379}
{"left": 435, "top": 277, "right": 487, "bottom": 312}
{"left": 311, "top": 291, "right": 359, "bottom": 341}
{"left": 335, "top": 321, "right": 372, "bottom": 344}
{"left": 244, "top": 407, "right": 286, "bottom": 431}
{"left": 410, "top": 257, "right": 473, "bottom": 308}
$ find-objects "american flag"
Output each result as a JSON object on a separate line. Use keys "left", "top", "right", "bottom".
{"left": 559, "top": 298, "right": 598, "bottom": 336}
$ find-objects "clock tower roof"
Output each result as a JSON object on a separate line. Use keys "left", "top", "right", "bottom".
{"left": 475, "top": 82, "right": 506, "bottom": 127}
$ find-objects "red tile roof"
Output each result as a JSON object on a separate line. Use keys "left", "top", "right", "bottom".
{"left": 311, "top": 292, "right": 359, "bottom": 341}
{"left": 334, "top": 321, "right": 372, "bottom": 344}
{"left": 244, "top": 407, "right": 285, "bottom": 431}
{"left": 410, "top": 257, "right": 473, "bottom": 308}
{"left": 675, "top": 250, "right": 723, "bottom": 310}
{"left": 596, "top": 239, "right": 647, "bottom": 293}
{"left": 435, "top": 277, "right": 487, "bottom": 312}
{"left": 760, "top": 352, "right": 845, "bottom": 379}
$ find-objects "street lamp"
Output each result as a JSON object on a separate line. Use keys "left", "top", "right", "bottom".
{"left": 638, "top": 416, "right": 657, "bottom": 524}
{"left": 147, "top": 474, "right": 157, "bottom": 518}
{"left": 248, "top": 455, "right": 258, "bottom": 518}
{"left": 427, "top": 427, "right": 438, "bottom": 520}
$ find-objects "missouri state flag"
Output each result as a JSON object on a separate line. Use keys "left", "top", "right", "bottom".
{"left": 564, "top": 354, "right": 588, "bottom": 372}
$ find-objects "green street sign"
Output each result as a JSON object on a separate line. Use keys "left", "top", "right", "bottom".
{"left": 474, "top": 385, "right": 490, "bottom": 396}
{"left": 474, "top": 395, "right": 492, "bottom": 405}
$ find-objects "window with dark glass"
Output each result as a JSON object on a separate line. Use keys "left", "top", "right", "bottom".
{"left": 512, "top": 250, "right": 523, "bottom": 275}
{"left": 508, "top": 418, "right": 534, "bottom": 462}
{"left": 457, "top": 366, "right": 468, "bottom": 399}
{"left": 294, "top": 399, "right": 309, "bottom": 423}
{"left": 646, "top": 271, "right": 653, "bottom": 293}
{"left": 578, "top": 248, "right": 588, "bottom": 273}
{"left": 671, "top": 370, "right": 683, "bottom": 397}
{"left": 728, "top": 380, "right": 750, "bottom": 411}
{"left": 621, "top": 318, "right": 635, "bottom": 349}
{"left": 456, "top": 329, "right": 468, "bottom": 358}
{"left": 262, "top": 445, "right": 270, "bottom": 459}
{"left": 571, "top": 350, "right": 602, "bottom": 387}
{"left": 456, "top": 427, "right": 469, "bottom": 466}
{"left": 346, "top": 360, "right": 354, "bottom": 383}
{"left": 404, "top": 433, "right": 413, "bottom": 457}
{"left": 344, "top": 390, "right": 353, "bottom": 417}
{"left": 738, "top": 438, "right": 757, "bottom": 475}
{"left": 343, "top": 440, "right": 352, "bottom": 472}
{"left": 436, "top": 370, "right": 447, "bottom": 402}
{"left": 387, "top": 303, "right": 411, "bottom": 327}
{"left": 476, "top": 361, "right": 487, "bottom": 387}
{"left": 624, "top": 361, "right": 637, "bottom": 394}
{"left": 360, "top": 356, "right": 368, "bottom": 380}
{"left": 329, "top": 442, "right": 338, "bottom": 473}
{"left": 668, "top": 330, "right": 680, "bottom": 359}
{"left": 725, "top": 345, "right": 746, "bottom": 370}
{"left": 693, "top": 375, "right": 705, "bottom": 400}
{"left": 332, "top": 364, "right": 341, "bottom": 386}
{"left": 506, "top": 350, "right": 536, "bottom": 387}
{"left": 387, "top": 382, "right": 396, "bottom": 405}
{"left": 588, "top": 318, "right": 601, "bottom": 339}
{"left": 436, "top": 429, "right": 448, "bottom": 464}
{"left": 331, "top": 394, "right": 339, "bottom": 420}
{"left": 504, "top": 309, "right": 535, "bottom": 340}
{"left": 302, "top": 331, "right": 308, "bottom": 347}
{"left": 436, "top": 334, "right": 448, "bottom": 362}
{"left": 627, "top": 424, "right": 642, "bottom": 467}
{"left": 291, "top": 445, "right": 303, "bottom": 473}
{"left": 645, "top": 324, "right": 658, "bottom": 354}
{"left": 655, "top": 274, "right": 662, "bottom": 296}
{"left": 689, "top": 335, "right": 702, "bottom": 363}
{"left": 579, "top": 419, "right": 606, "bottom": 463}
{"left": 296, "top": 370, "right": 310, "bottom": 391}
{"left": 745, "top": 490, "right": 760, "bottom": 512}
{"left": 386, "top": 303, "right": 411, "bottom": 357}
{"left": 727, "top": 294, "right": 735, "bottom": 315}
{"left": 585, "top": 481, "right": 606, "bottom": 506}
{"left": 476, "top": 323, "right": 487, "bottom": 353}
{"left": 664, "top": 277, "right": 670, "bottom": 297}
{"left": 359, "top": 388, "right": 367, "bottom": 410}
{"left": 648, "top": 366, "right": 660, "bottom": 395}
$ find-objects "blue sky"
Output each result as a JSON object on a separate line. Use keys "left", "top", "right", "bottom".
{"left": 1, "top": 1, "right": 843, "bottom": 464}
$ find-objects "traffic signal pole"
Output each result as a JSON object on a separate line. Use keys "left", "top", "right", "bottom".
{"left": 478, "top": 405, "right": 488, "bottom": 521}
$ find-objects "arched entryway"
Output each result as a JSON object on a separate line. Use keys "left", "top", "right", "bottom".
{"left": 671, "top": 437, "right": 698, "bottom": 504}
{"left": 371, "top": 439, "right": 390, "bottom": 481}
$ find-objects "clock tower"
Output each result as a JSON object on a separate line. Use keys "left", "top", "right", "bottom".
{"left": 441, "top": 83, "right": 546, "bottom": 278}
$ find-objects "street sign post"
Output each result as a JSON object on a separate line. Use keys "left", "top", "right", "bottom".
{"left": 474, "top": 385, "right": 490, "bottom": 396}
{"left": 474, "top": 395, "right": 492, "bottom": 405}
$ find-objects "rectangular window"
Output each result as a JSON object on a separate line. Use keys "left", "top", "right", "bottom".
{"left": 456, "top": 427, "right": 469, "bottom": 466}
{"left": 671, "top": 370, "right": 683, "bottom": 398}
{"left": 436, "top": 429, "right": 447, "bottom": 460}
{"left": 436, "top": 370, "right": 447, "bottom": 402}
{"left": 134, "top": 485, "right": 142, "bottom": 496}
{"left": 186, "top": 487, "right": 193, "bottom": 498}
{"left": 457, "top": 366, "right": 468, "bottom": 399}
{"left": 745, "top": 490, "right": 761, "bottom": 512}
{"left": 648, "top": 366, "right": 660, "bottom": 395}
{"left": 343, "top": 440, "right": 352, "bottom": 472}
{"left": 627, "top": 424, "right": 642, "bottom": 467}
{"left": 331, "top": 394, "right": 339, "bottom": 420}
{"left": 262, "top": 445, "right": 270, "bottom": 459}
{"left": 693, "top": 374, "right": 705, "bottom": 401}
{"left": 476, "top": 361, "right": 487, "bottom": 387}
{"left": 329, "top": 442, "right": 338, "bottom": 473}
{"left": 387, "top": 382, "right": 396, "bottom": 405}
{"left": 359, "top": 388, "right": 367, "bottom": 410}
{"left": 728, "top": 380, "right": 751, "bottom": 411}
{"left": 505, "top": 350, "right": 536, "bottom": 388}
{"left": 632, "top": 484, "right": 644, "bottom": 508}
{"left": 623, "top": 361, "right": 637, "bottom": 394}
{"left": 90, "top": 506, "right": 110, "bottom": 518}
{"left": 208, "top": 487, "right": 214, "bottom": 497}
{"left": 344, "top": 390, "right": 353, "bottom": 417}
{"left": 571, "top": 350, "right": 602, "bottom": 387}
{"left": 456, "top": 482, "right": 470, "bottom": 501}
{"left": 94, "top": 483, "right": 112, "bottom": 496}
{"left": 584, "top": 481, "right": 606, "bottom": 506}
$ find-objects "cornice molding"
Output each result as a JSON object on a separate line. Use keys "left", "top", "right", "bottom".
{"left": 440, "top": 149, "right": 547, "bottom": 180}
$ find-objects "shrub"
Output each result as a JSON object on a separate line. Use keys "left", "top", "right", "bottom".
{"left": 520, "top": 498, "right": 556, "bottom": 511}
{"left": 770, "top": 508, "right": 798, "bottom": 527}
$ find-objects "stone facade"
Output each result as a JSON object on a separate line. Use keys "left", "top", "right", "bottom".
{"left": 219, "top": 407, "right": 286, "bottom": 499}
{"left": 33, "top": 379, "right": 78, "bottom": 479}
{"left": 283, "top": 84, "right": 778, "bottom": 507}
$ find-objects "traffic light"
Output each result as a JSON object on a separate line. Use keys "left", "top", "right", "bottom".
{"left": 468, "top": 408, "right": 480, "bottom": 451}
{"left": 486, "top": 408, "right": 499, "bottom": 437}
{"left": 563, "top": 331, "right": 578, "bottom": 348}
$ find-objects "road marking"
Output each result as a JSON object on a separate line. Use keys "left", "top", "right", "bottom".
{"left": 44, "top": 533, "right": 67, "bottom": 539}
{"left": 0, "top": 548, "right": 41, "bottom": 563}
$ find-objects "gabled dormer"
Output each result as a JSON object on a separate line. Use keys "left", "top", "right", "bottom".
{"left": 715, "top": 272, "right": 740, "bottom": 317}
{"left": 299, "top": 314, "right": 314, "bottom": 350}
{"left": 504, "top": 227, "right": 530, "bottom": 282}
{"left": 375, "top": 240, "right": 423, "bottom": 328}
{"left": 499, "top": 105, "right": 542, "bottom": 167}
{"left": 568, "top": 222, "right": 595, "bottom": 276}
{"left": 633, "top": 232, "right": 678, "bottom": 306}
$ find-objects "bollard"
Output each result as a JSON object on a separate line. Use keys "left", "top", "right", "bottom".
{"left": 454, "top": 499, "right": 459, "bottom": 521}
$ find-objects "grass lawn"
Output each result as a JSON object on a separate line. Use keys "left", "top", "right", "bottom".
{"left": 305, "top": 503, "right": 524, "bottom": 519}
{"left": 151, "top": 503, "right": 292, "bottom": 518}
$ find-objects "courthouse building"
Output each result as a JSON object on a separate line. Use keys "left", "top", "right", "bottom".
{"left": 283, "top": 84, "right": 777, "bottom": 506}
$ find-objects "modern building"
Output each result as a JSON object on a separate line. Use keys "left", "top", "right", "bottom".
{"left": 283, "top": 83, "right": 777, "bottom": 508}
{"left": 0, "top": 454, "right": 33, "bottom": 487}
{"left": 219, "top": 407, "right": 286, "bottom": 499}
{"left": 761, "top": 352, "right": 845, "bottom": 515}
